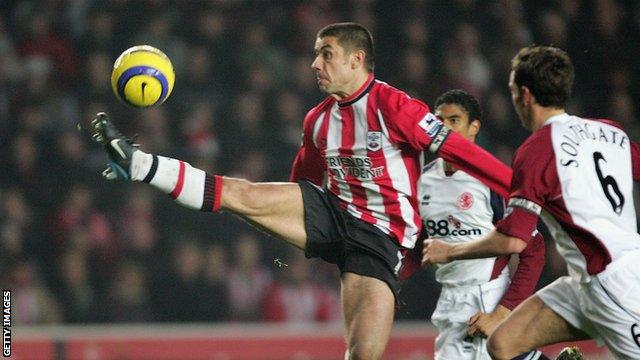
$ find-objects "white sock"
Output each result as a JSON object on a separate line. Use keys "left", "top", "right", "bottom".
{"left": 131, "top": 151, "right": 153, "bottom": 181}
{"left": 130, "top": 150, "right": 213, "bottom": 211}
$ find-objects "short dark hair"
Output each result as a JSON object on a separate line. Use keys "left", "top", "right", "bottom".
{"left": 435, "top": 89, "right": 482, "bottom": 122}
{"left": 511, "top": 46, "right": 574, "bottom": 108}
{"left": 318, "top": 22, "right": 374, "bottom": 72}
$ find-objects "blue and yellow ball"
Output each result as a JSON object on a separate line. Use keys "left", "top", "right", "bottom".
{"left": 111, "top": 45, "right": 175, "bottom": 108}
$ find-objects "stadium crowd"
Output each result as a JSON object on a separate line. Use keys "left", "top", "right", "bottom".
{"left": 1, "top": 0, "right": 639, "bottom": 324}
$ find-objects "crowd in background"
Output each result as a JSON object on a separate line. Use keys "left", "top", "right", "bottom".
{"left": 1, "top": 0, "right": 639, "bottom": 325}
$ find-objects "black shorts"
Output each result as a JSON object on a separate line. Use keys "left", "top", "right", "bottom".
{"left": 299, "top": 181, "right": 403, "bottom": 297}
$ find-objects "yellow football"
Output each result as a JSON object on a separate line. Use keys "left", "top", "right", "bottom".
{"left": 111, "top": 45, "right": 175, "bottom": 108}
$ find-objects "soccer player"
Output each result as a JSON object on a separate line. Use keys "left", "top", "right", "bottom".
{"left": 420, "top": 89, "right": 545, "bottom": 359}
{"left": 422, "top": 46, "right": 640, "bottom": 359}
{"left": 90, "top": 23, "right": 511, "bottom": 359}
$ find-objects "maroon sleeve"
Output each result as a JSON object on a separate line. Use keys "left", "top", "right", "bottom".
{"left": 289, "top": 108, "right": 327, "bottom": 185}
{"left": 399, "top": 242, "right": 423, "bottom": 282}
{"left": 632, "top": 140, "right": 640, "bottom": 182}
{"left": 496, "top": 128, "right": 557, "bottom": 241}
{"left": 439, "top": 132, "right": 512, "bottom": 198}
{"left": 498, "top": 232, "right": 545, "bottom": 310}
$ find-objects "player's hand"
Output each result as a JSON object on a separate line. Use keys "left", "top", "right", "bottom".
{"left": 466, "top": 305, "right": 511, "bottom": 338}
{"left": 421, "top": 239, "right": 453, "bottom": 266}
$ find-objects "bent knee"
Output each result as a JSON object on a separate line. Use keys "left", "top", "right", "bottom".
{"left": 347, "top": 343, "right": 383, "bottom": 360}
{"left": 487, "top": 332, "right": 517, "bottom": 360}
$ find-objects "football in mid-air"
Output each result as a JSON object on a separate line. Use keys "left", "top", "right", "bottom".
{"left": 111, "top": 45, "right": 175, "bottom": 108}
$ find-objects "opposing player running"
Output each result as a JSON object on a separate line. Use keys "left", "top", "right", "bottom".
{"left": 422, "top": 46, "right": 640, "bottom": 359}
{"left": 90, "top": 23, "right": 511, "bottom": 359}
{"left": 420, "top": 89, "right": 545, "bottom": 359}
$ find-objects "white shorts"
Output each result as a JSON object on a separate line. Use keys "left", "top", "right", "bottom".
{"left": 537, "top": 250, "right": 640, "bottom": 359}
{"left": 431, "top": 275, "right": 509, "bottom": 360}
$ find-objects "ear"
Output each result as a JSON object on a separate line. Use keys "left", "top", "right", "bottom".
{"left": 351, "top": 50, "right": 366, "bottom": 69}
{"left": 520, "top": 86, "right": 533, "bottom": 106}
{"left": 469, "top": 119, "right": 480, "bottom": 137}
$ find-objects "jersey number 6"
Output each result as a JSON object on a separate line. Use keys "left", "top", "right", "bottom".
{"left": 593, "top": 152, "right": 625, "bottom": 215}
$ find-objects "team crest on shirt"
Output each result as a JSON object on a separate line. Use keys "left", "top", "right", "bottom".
{"left": 366, "top": 131, "right": 382, "bottom": 151}
{"left": 458, "top": 192, "right": 474, "bottom": 210}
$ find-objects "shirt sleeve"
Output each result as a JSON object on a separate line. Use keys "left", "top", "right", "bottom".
{"left": 438, "top": 132, "right": 512, "bottom": 199}
{"left": 632, "top": 140, "right": 640, "bottom": 182}
{"left": 289, "top": 111, "right": 326, "bottom": 185}
{"left": 398, "top": 236, "right": 424, "bottom": 282}
{"left": 377, "top": 86, "right": 512, "bottom": 198}
{"left": 377, "top": 86, "right": 435, "bottom": 151}
{"left": 496, "top": 129, "right": 557, "bottom": 241}
{"left": 498, "top": 231, "right": 545, "bottom": 310}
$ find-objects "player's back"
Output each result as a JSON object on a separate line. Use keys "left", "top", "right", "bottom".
{"left": 534, "top": 114, "right": 640, "bottom": 280}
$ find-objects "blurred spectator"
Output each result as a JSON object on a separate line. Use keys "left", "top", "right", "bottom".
{"left": 0, "top": 188, "right": 37, "bottom": 262}
{"left": 450, "top": 23, "right": 492, "bottom": 94}
{"left": 16, "top": 5, "right": 77, "bottom": 86}
{"left": 396, "top": 47, "right": 432, "bottom": 100}
{"left": 118, "top": 187, "right": 161, "bottom": 260}
{"left": 105, "top": 259, "right": 154, "bottom": 322}
{"left": 226, "top": 233, "right": 273, "bottom": 321}
{"left": 47, "top": 184, "right": 119, "bottom": 270}
{"left": 80, "top": 51, "right": 114, "bottom": 103}
{"left": 262, "top": 251, "right": 340, "bottom": 323}
{"left": 181, "top": 100, "right": 219, "bottom": 159}
{"left": 4, "top": 133, "right": 41, "bottom": 194}
{"left": 56, "top": 248, "right": 96, "bottom": 323}
{"left": 203, "top": 244, "right": 230, "bottom": 322}
{"left": 220, "top": 91, "right": 268, "bottom": 161}
{"left": 230, "top": 150, "right": 269, "bottom": 182}
{"left": 536, "top": 9, "right": 568, "bottom": 48}
{"left": 155, "top": 240, "right": 217, "bottom": 322}
{"left": 76, "top": 8, "right": 118, "bottom": 54}
{"left": 4, "top": 258, "right": 61, "bottom": 324}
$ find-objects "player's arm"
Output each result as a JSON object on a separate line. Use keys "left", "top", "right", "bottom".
{"left": 378, "top": 89, "right": 511, "bottom": 198}
{"left": 498, "top": 231, "right": 545, "bottom": 310}
{"left": 290, "top": 112, "right": 326, "bottom": 185}
{"left": 423, "top": 229, "right": 527, "bottom": 264}
{"left": 632, "top": 140, "right": 640, "bottom": 181}
{"left": 435, "top": 132, "right": 512, "bottom": 198}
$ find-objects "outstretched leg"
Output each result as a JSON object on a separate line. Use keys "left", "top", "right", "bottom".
{"left": 219, "top": 178, "right": 306, "bottom": 249}
{"left": 91, "top": 112, "right": 307, "bottom": 249}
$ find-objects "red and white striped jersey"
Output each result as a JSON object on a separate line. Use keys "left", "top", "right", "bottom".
{"left": 290, "top": 74, "right": 511, "bottom": 248}
{"left": 497, "top": 113, "right": 640, "bottom": 282}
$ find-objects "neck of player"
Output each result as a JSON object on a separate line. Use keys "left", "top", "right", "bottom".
{"left": 532, "top": 106, "right": 566, "bottom": 131}
{"left": 332, "top": 71, "right": 371, "bottom": 100}
{"left": 444, "top": 161, "right": 458, "bottom": 174}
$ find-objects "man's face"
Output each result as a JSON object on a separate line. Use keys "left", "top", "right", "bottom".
{"left": 312, "top": 36, "right": 355, "bottom": 95}
{"left": 435, "top": 103, "right": 479, "bottom": 142}
{"left": 509, "top": 70, "right": 531, "bottom": 130}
